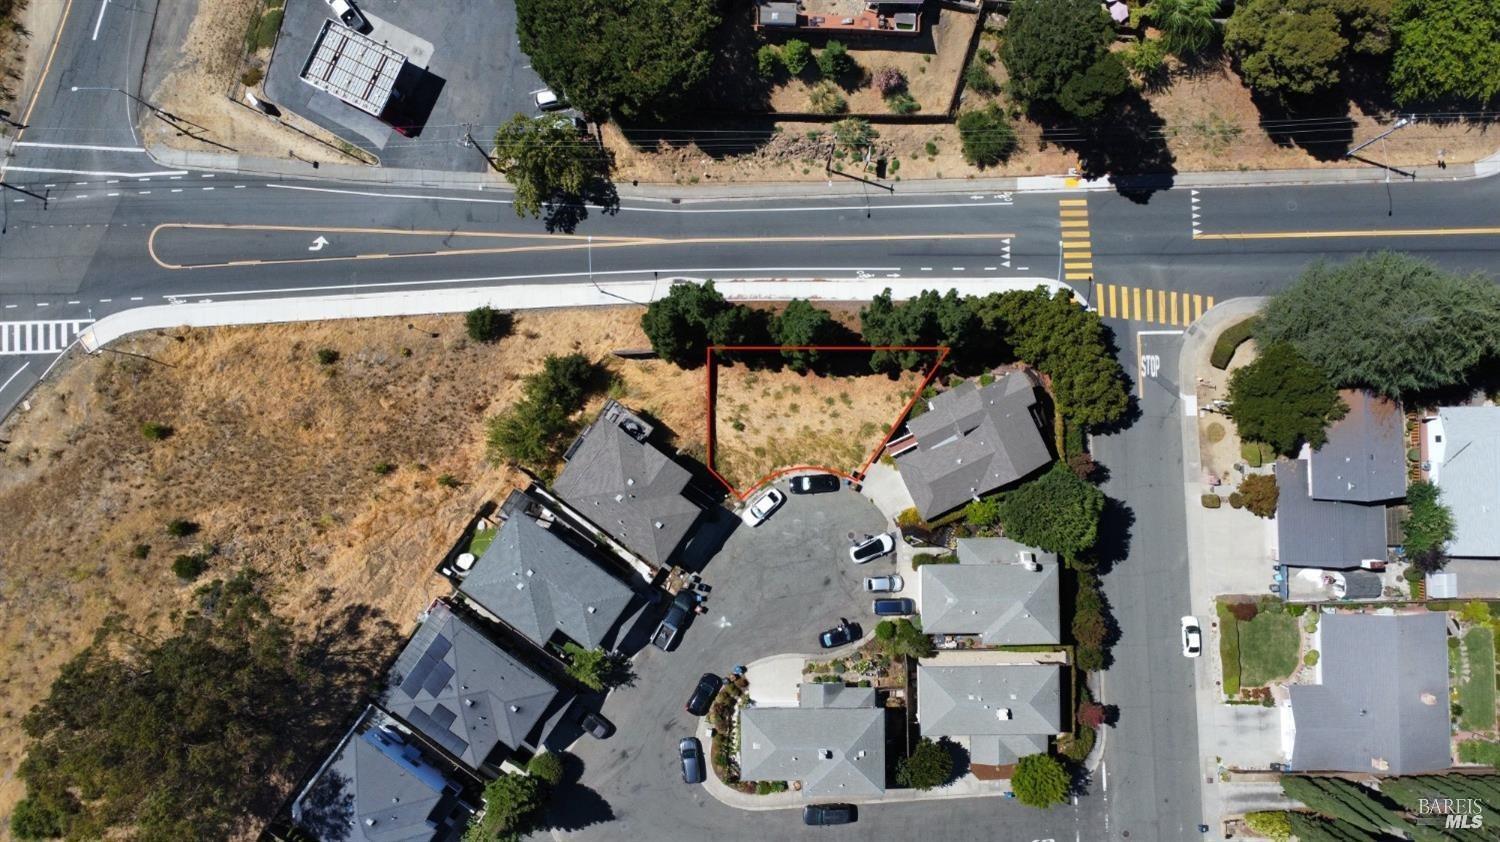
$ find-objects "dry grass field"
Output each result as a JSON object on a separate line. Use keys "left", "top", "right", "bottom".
{"left": 0, "top": 307, "right": 713, "bottom": 828}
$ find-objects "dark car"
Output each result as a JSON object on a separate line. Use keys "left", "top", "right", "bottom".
{"left": 680, "top": 737, "right": 705, "bottom": 784}
{"left": 803, "top": 803, "right": 856, "bottom": 825}
{"left": 818, "top": 618, "right": 860, "bottom": 649}
{"left": 685, "top": 673, "right": 722, "bottom": 716}
{"left": 789, "top": 474, "right": 841, "bottom": 494}
{"left": 580, "top": 711, "right": 613, "bottom": 739}
{"left": 872, "top": 597, "right": 915, "bottom": 616}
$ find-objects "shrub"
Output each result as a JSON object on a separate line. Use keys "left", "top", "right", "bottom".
{"left": 251, "top": 8, "right": 282, "bottom": 51}
{"left": 963, "top": 62, "right": 1000, "bottom": 95}
{"left": 875, "top": 621, "right": 896, "bottom": 641}
{"left": 372, "top": 461, "right": 396, "bottom": 476}
{"left": 1244, "top": 811, "right": 1293, "bottom": 842}
{"left": 527, "top": 752, "right": 565, "bottom": 786}
{"left": 976, "top": 46, "right": 996, "bottom": 64}
{"left": 315, "top": 347, "right": 339, "bottom": 365}
{"left": 1201, "top": 493, "right": 1221, "bottom": 509}
{"left": 240, "top": 66, "right": 264, "bottom": 88}
{"left": 782, "top": 39, "right": 812, "bottom": 74}
{"left": 1123, "top": 37, "right": 1167, "bottom": 75}
{"left": 165, "top": 519, "right": 199, "bottom": 538}
{"left": 896, "top": 507, "right": 924, "bottom": 530}
{"left": 817, "top": 40, "right": 856, "bottom": 78}
{"left": 1228, "top": 492, "right": 1244, "bottom": 509}
{"left": 756, "top": 44, "right": 781, "bottom": 79}
{"left": 1011, "top": 754, "right": 1070, "bottom": 808}
{"left": 873, "top": 66, "right": 907, "bottom": 95}
{"left": 130, "top": 543, "right": 151, "bottom": 559}
{"left": 437, "top": 474, "right": 460, "bottom": 488}
{"left": 896, "top": 738, "right": 953, "bottom": 790}
{"left": 1228, "top": 601, "right": 1258, "bottom": 622}
{"left": 885, "top": 92, "right": 920, "bottom": 114}
{"left": 956, "top": 105, "right": 1017, "bottom": 168}
{"left": 1237, "top": 473, "right": 1279, "bottom": 518}
{"left": 172, "top": 554, "right": 207, "bottom": 580}
{"left": 831, "top": 117, "right": 877, "bottom": 151}
{"left": 911, "top": 553, "right": 957, "bottom": 568}
{"left": 1210, "top": 317, "right": 1259, "bottom": 369}
{"left": 1059, "top": 723, "right": 1096, "bottom": 762}
{"left": 807, "top": 80, "right": 847, "bottom": 114}
{"left": 1077, "top": 700, "right": 1108, "bottom": 728}
{"left": 1404, "top": 480, "right": 1454, "bottom": 558}
{"left": 486, "top": 353, "right": 605, "bottom": 469}
{"left": 924, "top": 140, "right": 939, "bottom": 157}
{"left": 1303, "top": 649, "right": 1319, "bottom": 666}
{"left": 465, "top": 306, "right": 513, "bottom": 342}
{"left": 964, "top": 497, "right": 1001, "bottom": 528}
{"left": 140, "top": 422, "right": 174, "bottom": 441}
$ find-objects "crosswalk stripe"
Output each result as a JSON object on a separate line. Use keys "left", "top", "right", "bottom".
{"left": 1108, "top": 284, "right": 1118, "bottom": 317}
{"left": 0, "top": 319, "right": 94, "bottom": 355}
{"left": 1169, "top": 292, "right": 1179, "bottom": 326}
{"left": 1206, "top": 295, "right": 1215, "bottom": 311}
{"left": 1157, "top": 290, "right": 1166, "bottom": 323}
{"left": 1060, "top": 219, "right": 1090, "bottom": 228}
{"left": 1060, "top": 209, "right": 1090, "bottom": 217}
{"left": 1192, "top": 294, "right": 1204, "bottom": 321}
{"left": 1145, "top": 287, "right": 1154, "bottom": 321}
{"left": 1064, "top": 262, "right": 1093, "bottom": 270}
{"left": 1132, "top": 287, "right": 1142, "bottom": 322}
{"left": 1061, "top": 230, "right": 1092, "bottom": 240}
{"left": 1065, "top": 272, "right": 1092, "bottom": 281}
{"left": 1061, "top": 249, "right": 1092, "bottom": 259}
{"left": 1059, "top": 199, "right": 1088, "bottom": 207}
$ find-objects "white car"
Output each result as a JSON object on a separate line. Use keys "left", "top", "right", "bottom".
{"left": 849, "top": 533, "right": 895, "bottom": 564}
{"left": 324, "top": 0, "right": 369, "bottom": 32}
{"left": 741, "top": 488, "right": 785, "bottom": 527}
{"left": 533, "top": 88, "right": 564, "bottom": 111}
{"left": 864, "top": 574, "right": 904, "bottom": 593}
{"left": 1181, "top": 615, "right": 1202, "bottom": 658}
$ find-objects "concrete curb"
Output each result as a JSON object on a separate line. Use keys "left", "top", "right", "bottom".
{"left": 142, "top": 141, "right": 1500, "bottom": 201}
{"left": 76, "top": 277, "right": 1074, "bottom": 353}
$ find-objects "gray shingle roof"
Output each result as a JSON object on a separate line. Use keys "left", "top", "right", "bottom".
{"left": 1307, "top": 391, "right": 1406, "bottom": 503}
{"left": 380, "top": 602, "right": 558, "bottom": 769}
{"left": 895, "top": 372, "right": 1052, "bottom": 520}
{"left": 918, "top": 541, "right": 1060, "bottom": 644}
{"left": 460, "top": 513, "right": 636, "bottom": 651}
{"left": 916, "top": 664, "right": 1063, "bottom": 743}
{"left": 1274, "top": 459, "right": 1388, "bottom": 569}
{"left": 292, "top": 706, "right": 473, "bottom": 842}
{"left": 739, "top": 684, "right": 886, "bottom": 797}
{"left": 1288, "top": 612, "right": 1451, "bottom": 775}
{"left": 553, "top": 401, "right": 701, "bottom": 566}
{"left": 1432, "top": 407, "right": 1500, "bottom": 558}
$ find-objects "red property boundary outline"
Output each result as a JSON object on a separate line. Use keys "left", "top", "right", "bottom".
{"left": 705, "top": 345, "right": 951, "bottom": 500}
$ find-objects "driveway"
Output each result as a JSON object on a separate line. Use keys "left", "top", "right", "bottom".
{"left": 538, "top": 485, "right": 1106, "bottom": 840}
{"left": 263, "top": 0, "right": 546, "bottom": 170}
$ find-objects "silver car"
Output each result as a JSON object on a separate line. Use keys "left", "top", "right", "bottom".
{"left": 863, "top": 574, "right": 904, "bottom": 593}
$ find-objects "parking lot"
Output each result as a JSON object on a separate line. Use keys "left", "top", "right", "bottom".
{"left": 263, "top": 0, "right": 547, "bottom": 170}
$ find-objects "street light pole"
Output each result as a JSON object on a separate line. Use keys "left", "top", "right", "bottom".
{"left": 69, "top": 86, "right": 209, "bottom": 134}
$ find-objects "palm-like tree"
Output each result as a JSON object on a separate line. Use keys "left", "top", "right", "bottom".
{"left": 1149, "top": 0, "right": 1220, "bottom": 56}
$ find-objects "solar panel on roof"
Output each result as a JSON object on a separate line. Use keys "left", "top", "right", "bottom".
{"left": 421, "top": 659, "right": 455, "bottom": 697}
{"left": 405, "top": 708, "right": 469, "bottom": 756}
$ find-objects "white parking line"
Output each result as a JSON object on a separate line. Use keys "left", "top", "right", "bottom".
{"left": 11, "top": 142, "right": 146, "bottom": 152}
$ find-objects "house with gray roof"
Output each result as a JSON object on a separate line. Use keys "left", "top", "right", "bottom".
{"left": 1288, "top": 612, "right": 1451, "bottom": 775}
{"left": 1305, "top": 390, "right": 1405, "bottom": 503}
{"left": 553, "top": 400, "right": 702, "bottom": 567}
{"left": 292, "top": 706, "right": 476, "bottom": 842}
{"left": 918, "top": 538, "right": 1061, "bottom": 645}
{"left": 891, "top": 371, "right": 1052, "bottom": 521}
{"left": 916, "top": 662, "right": 1063, "bottom": 769}
{"left": 1274, "top": 459, "right": 1389, "bottom": 569}
{"left": 739, "top": 684, "right": 886, "bottom": 797}
{"left": 458, "top": 496, "right": 637, "bottom": 652}
{"left": 1425, "top": 406, "right": 1500, "bottom": 559}
{"left": 379, "top": 601, "right": 559, "bottom": 771}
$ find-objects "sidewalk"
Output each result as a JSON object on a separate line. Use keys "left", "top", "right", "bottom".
{"left": 1176, "top": 297, "right": 1297, "bottom": 837}
{"left": 144, "top": 143, "right": 1500, "bottom": 201}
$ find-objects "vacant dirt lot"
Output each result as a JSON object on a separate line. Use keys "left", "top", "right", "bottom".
{"left": 711, "top": 355, "right": 925, "bottom": 492}
{"left": 0, "top": 307, "right": 717, "bottom": 828}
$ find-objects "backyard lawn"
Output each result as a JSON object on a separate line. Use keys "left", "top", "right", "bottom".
{"left": 1237, "top": 611, "right": 1301, "bottom": 688}
{"left": 468, "top": 526, "right": 497, "bottom": 557}
{"left": 1460, "top": 626, "right": 1498, "bottom": 733}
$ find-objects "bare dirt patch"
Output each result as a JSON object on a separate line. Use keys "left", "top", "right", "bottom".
{"left": 0, "top": 307, "right": 709, "bottom": 827}
{"left": 710, "top": 353, "right": 927, "bottom": 492}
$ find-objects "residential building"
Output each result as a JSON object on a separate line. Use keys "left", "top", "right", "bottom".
{"left": 458, "top": 491, "right": 638, "bottom": 653}
{"left": 1287, "top": 612, "right": 1451, "bottom": 775}
{"left": 739, "top": 683, "right": 886, "bottom": 797}
{"left": 553, "top": 400, "right": 702, "bottom": 568}
{"left": 1304, "top": 390, "right": 1406, "bottom": 503}
{"left": 753, "top": 0, "right": 925, "bottom": 35}
{"left": 291, "top": 705, "right": 476, "bottom": 842}
{"left": 918, "top": 537, "right": 1061, "bottom": 645}
{"left": 916, "top": 660, "right": 1064, "bottom": 775}
{"left": 890, "top": 371, "right": 1052, "bottom": 521}
{"left": 1273, "top": 459, "right": 1388, "bottom": 570}
{"left": 1424, "top": 406, "right": 1500, "bottom": 559}
{"left": 379, "top": 601, "right": 559, "bottom": 772}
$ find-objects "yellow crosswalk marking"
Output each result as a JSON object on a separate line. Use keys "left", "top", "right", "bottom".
{"left": 1060, "top": 219, "right": 1090, "bottom": 228}
{"left": 1060, "top": 209, "right": 1090, "bottom": 217}
{"left": 1061, "top": 233, "right": 1092, "bottom": 242}
{"left": 1169, "top": 291, "right": 1179, "bottom": 325}
{"left": 1145, "top": 287, "right": 1154, "bottom": 321}
{"left": 1108, "top": 284, "right": 1118, "bottom": 317}
{"left": 1193, "top": 294, "right": 1203, "bottom": 321}
{"left": 1065, "top": 262, "right": 1093, "bottom": 270}
{"left": 1065, "top": 272, "right": 1092, "bottom": 281}
{"left": 1132, "top": 287, "right": 1142, "bottom": 321}
{"left": 1206, "top": 295, "right": 1215, "bottom": 311}
{"left": 1059, "top": 199, "right": 1088, "bottom": 207}
{"left": 1157, "top": 290, "right": 1166, "bottom": 323}
{"left": 1121, "top": 285, "right": 1133, "bottom": 319}
{"left": 1061, "top": 249, "right": 1092, "bottom": 259}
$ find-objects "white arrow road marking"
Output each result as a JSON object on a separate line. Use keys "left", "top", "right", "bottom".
{"left": 308, "top": 236, "right": 330, "bottom": 252}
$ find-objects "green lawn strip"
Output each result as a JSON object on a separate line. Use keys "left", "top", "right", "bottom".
{"left": 1458, "top": 739, "right": 1500, "bottom": 766}
{"left": 1461, "top": 626, "right": 1498, "bottom": 733}
{"left": 1238, "top": 611, "right": 1300, "bottom": 688}
{"left": 1217, "top": 601, "right": 1241, "bottom": 697}
{"left": 468, "top": 526, "right": 497, "bottom": 557}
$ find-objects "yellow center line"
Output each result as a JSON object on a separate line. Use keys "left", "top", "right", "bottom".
{"left": 1195, "top": 227, "right": 1500, "bottom": 240}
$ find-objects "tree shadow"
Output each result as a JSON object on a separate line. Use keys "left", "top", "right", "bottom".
{"left": 542, "top": 173, "right": 621, "bottom": 235}
{"left": 1249, "top": 88, "right": 1355, "bottom": 162}
{"left": 294, "top": 768, "right": 356, "bottom": 842}
{"left": 1090, "top": 496, "right": 1135, "bottom": 577}
{"left": 940, "top": 736, "right": 971, "bottom": 783}
{"left": 1039, "top": 90, "right": 1177, "bottom": 203}
{"left": 540, "top": 754, "right": 617, "bottom": 833}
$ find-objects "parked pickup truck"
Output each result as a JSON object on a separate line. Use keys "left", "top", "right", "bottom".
{"left": 653, "top": 591, "right": 698, "bottom": 651}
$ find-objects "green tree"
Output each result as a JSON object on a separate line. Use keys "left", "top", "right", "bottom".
{"left": 756, "top": 44, "right": 782, "bottom": 79}
{"left": 1058, "top": 53, "right": 1129, "bottom": 119}
{"left": 1402, "top": 480, "right": 1454, "bottom": 556}
{"left": 642, "top": 280, "right": 732, "bottom": 366}
{"left": 516, "top": 0, "right": 719, "bottom": 121}
{"left": 997, "top": 464, "right": 1107, "bottom": 556}
{"left": 527, "top": 751, "right": 565, "bottom": 786}
{"left": 1286, "top": 812, "right": 1385, "bottom": 842}
{"left": 1237, "top": 473, "right": 1280, "bottom": 518}
{"left": 1226, "top": 342, "right": 1346, "bottom": 456}
{"left": 964, "top": 497, "right": 1001, "bottom": 529}
{"left": 817, "top": 40, "right": 856, "bottom": 79}
{"left": 1148, "top": 0, "right": 1220, "bottom": 55}
{"left": 1226, "top": 0, "right": 1346, "bottom": 97}
{"left": 485, "top": 353, "right": 603, "bottom": 468}
{"left": 782, "top": 39, "right": 813, "bottom": 75}
{"left": 895, "top": 738, "right": 953, "bottom": 790}
{"left": 12, "top": 572, "right": 384, "bottom": 840}
{"left": 1390, "top": 0, "right": 1500, "bottom": 104}
{"left": 1257, "top": 253, "right": 1500, "bottom": 397}
{"left": 874, "top": 618, "right": 934, "bottom": 659}
{"left": 1280, "top": 775, "right": 1412, "bottom": 837}
{"left": 492, "top": 114, "right": 613, "bottom": 219}
{"left": 771, "top": 299, "right": 838, "bottom": 372}
{"left": 1001, "top": 0, "right": 1116, "bottom": 112}
{"left": 465, "top": 772, "right": 547, "bottom": 841}
{"left": 1011, "top": 754, "right": 1070, "bottom": 808}
{"left": 858, "top": 288, "right": 982, "bottom": 373}
{"left": 466, "top": 306, "right": 513, "bottom": 343}
{"left": 957, "top": 105, "right": 1018, "bottom": 168}
{"left": 562, "top": 643, "right": 632, "bottom": 691}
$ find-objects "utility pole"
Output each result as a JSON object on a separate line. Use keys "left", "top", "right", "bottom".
{"left": 461, "top": 125, "right": 500, "bottom": 172}
{"left": 1346, "top": 117, "right": 1415, "bottom": 216}
{"left": 0, "top": 181, "right": 48, "bottom": 234}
